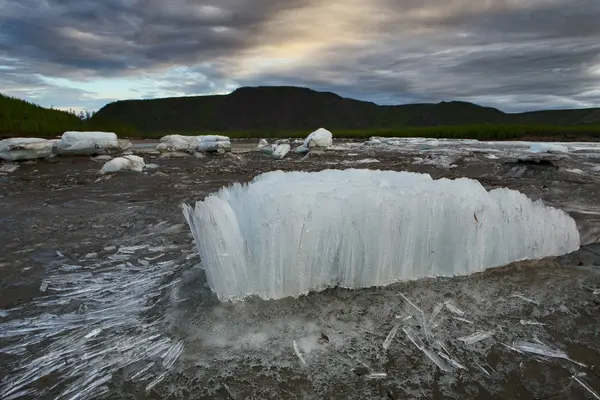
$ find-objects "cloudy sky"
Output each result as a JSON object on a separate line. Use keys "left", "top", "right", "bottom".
{"left": 1, "top": 0, "right": 599, "bottom": 113}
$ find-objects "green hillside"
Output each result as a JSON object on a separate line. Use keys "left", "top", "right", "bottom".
{"left": 0, "top": 93, "right": 135, "bottom": 138}
{"left": 92, "top": 86, "right": 600, "bottom": 135}
{"left": 0, "top": 93, "right": 85, "bottom": 138}
{"left": 2, "top": 87, "right": 600, "bottom": 140}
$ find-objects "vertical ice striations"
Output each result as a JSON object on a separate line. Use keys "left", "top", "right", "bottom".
{"left": 182, "top": 169, "right": 580, "bottom": 301}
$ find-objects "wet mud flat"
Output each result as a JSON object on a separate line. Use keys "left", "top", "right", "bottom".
{"left": 0, "top": 143, "right": 599, "bottom": 399}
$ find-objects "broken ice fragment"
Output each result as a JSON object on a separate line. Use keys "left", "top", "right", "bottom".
{"left": 453, "top": 317, "right": 474, "bottom": 324}
{"left": 445, "top": 302, "right": 465, "bottom": 316}
{"left": 513, "top": 341, "right": 587, "bottom": 367}
{"left": 422, "top": 348, "right": 452, "bottom": 372}
{"left": 573, "top": 374, "right": 600, "bottom": 400}
{"left": 511, "top": 293, "right": 540, "bottom": 305}
{"left": 501, "top": 342, "right": 524, "bottom": 354}
{"left": 117, "top": 245, "right": 147, "bottom": 254}
{"left": 145, "top": 372, "right": 167, "bottom": 392}
{"left": 474, "top": 360, "right": 491, "bottom": 376}
{"left": 129, "top": 362, "right": 156, "bottom": 381}
{"left": 516, "top": 341, "right": 585, "bottom": 368}
{"left": 346, "top": 352, "right": 374, "bottom": 372}
{"left": 162, "top": 341, "right": 184, "bottom": 370}
{"left": 366, "top": 372, "right": 388, "bottom": 379}
{"left": 383, "top": 323, "right": 400, "bottom": 350}
{"left": 84, "top": 328, "right": 102, "bottom": 339}
{"left": 403, "top": 327, "right": 425, "bottom": 351}
{"left": 428, "top": 303, "right": 444, "bottom": 326}
{"left": 403, "top": 327, "right": 450, "bottom": 372}
{"left": 293, "top": 340, "right": 307, "bottom": 365}
{"left": 519, "top": 319, "right": 546, "bottom": 326}
{"left": 437, "top": 351, "right": 467, "bottom": 370}
{"left": 39, "top": 280, "right": 49, "bottom": 292}
{"left": 400, "top": 293, "right": 427, "bottom": 337}
{"left": 513, "top": 341, "right": 567, "bottom": 358}
{"left": 458, "top": 331, "right": 494, "bottom": 345}
{"left": 145, "top": 253, "right": 165, "bottom": 261}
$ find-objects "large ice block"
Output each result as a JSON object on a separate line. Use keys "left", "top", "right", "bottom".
{"left": 183, "top": 169, "right": 580, "bottom": 301}
{"left": 0, "top": 137, "right": 55, "bottom": 161}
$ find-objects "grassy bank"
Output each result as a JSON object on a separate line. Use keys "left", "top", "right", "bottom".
{"left": 2, "top": 123, "right": 599, "bottom": 142}
{"left": 126, "top": 124, "right": 600, "bottom": 141}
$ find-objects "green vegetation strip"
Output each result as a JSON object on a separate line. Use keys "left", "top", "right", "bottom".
{"left": 130, "top": 125, "right": 600, "bottom": 141}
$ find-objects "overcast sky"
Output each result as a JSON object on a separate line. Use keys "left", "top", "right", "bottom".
{"left": 1, "top": 0, "right": 599, "bottom": 113}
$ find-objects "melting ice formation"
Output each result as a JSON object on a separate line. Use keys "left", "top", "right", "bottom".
{"left": 183, "top": 169, "right": 580, "bottom": 301}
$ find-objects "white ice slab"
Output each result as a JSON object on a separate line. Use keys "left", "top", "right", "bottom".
{"left": 183, "top": 169, "right": 580, "bottom": 301}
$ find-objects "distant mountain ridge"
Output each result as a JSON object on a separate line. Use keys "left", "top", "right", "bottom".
{"left": 91, "top": 86, "right": 600, "bottom": 132}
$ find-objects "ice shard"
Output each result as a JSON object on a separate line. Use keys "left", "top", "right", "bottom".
{"left": 183, "top": 169, "right": 580, "bottom": 301}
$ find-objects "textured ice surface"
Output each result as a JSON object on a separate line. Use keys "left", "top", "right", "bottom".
{"left": 183, "top": 169, "right": 580, "bottom": 301}
{"left": 0, "top": 137, "right": 55, "bottom": 161}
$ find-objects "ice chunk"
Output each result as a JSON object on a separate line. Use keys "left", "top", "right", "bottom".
{"left": 342, "top": 158, "right": 380, "bottom": 165}
{"left": 156, "top": 134, "right": 231, "bottom": 153}
{"left": 182, "top": 169, "right": 580, "bottom": 301}
{"left": 530, "top": 143, "right": 569, "bottom": 154}
{"left": 293, "top": 340, "right": 307, "bottom": 365}
{"left": 0, "top": 138, "right": 55, "bottom": 161}
{"left": 0, "top": 163, "right": 19, "bottom": 173}
{"left": 197, "top": 139, "right": 231, "bottom": 153}
{"left": 382, "top": 323, "right": 400, "bottom": 350}
{"left": 262, "top": 144, "right": 290, "bottom": 159}
{"left": 511, "top": 293, "right": 540, "bottom": 305}
{"left": 156, "top": 135, "right": 196, "bottom": 153}
{"left": 54, "top": 131, "right": 131, "bottom": 156}
{"left": 272, "top": 144, "right": 290, "bottom": 159}
{"left": 445, "top": 302, "right": 465, "bottom": 316}
{"left": 256, "top": 139, "right": 268, "bottom": 149}
{"left": 458, "top": 331, "right": 494, "bottom": 345}
{"left": 366, "top": 372, "right": 388, "bottom": 379}
{"left": 302, "top": 128, "right": 333, "bottom": 149}
{"left": 199, "top": 135, "right": 229, "bottom": 142}
{"left": 513, "top": 341, "right": 568, "bottom": 359}
{"left": 100, "top": 155, "right": 145, "bottom": 174}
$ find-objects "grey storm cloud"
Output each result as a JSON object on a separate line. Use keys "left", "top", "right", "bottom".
{"left": 0, "top": 0, "right": 599, "bottom": 111}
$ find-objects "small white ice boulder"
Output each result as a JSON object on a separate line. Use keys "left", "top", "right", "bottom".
{"left": 100, "top": 155, "right": 146, "bottom": 174}
{"left": 303, "top": 128, "right": 333, "bottom": 149}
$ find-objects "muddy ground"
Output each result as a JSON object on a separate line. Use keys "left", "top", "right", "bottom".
{"left": 1, "top": 141, "right": 600, "bottom": 399}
